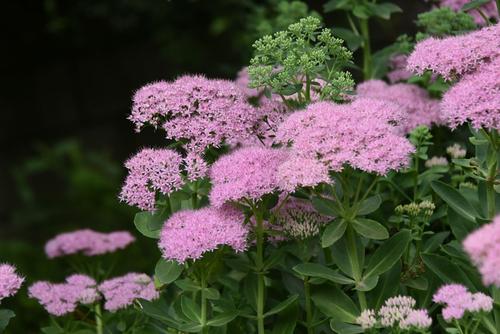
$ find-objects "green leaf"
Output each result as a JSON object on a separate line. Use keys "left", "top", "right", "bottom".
{"left": 332, "top": 235, "right": 364, "bottom": 279}
{"left": 431, "top": 180, "right": 480, "bottom": 222}
{"left": 178, "top": 323, "right": 203, "bottom": 333}
{"left": 352, "top": 5, "right": 371, "bottom": 18}
{"left": 204, "top": 288, "right": 220, "bottom": 300}
{"left": 355, "top": 275, "right": 379, "bottom": 291}
{"left": 421, "top": 254, "right": 476, "bottom": 287}
{"left": 322, "top": 219, "right": 347, "bottom": 247}
{"left": 271, "top": 302, "right": 299, "bottom": 334}
{"left": 357, "top": 195, "right": 382, "bottom": 216}
{"left": 264, "top": 294, "right": 298, "bottom": 317}
{"left": 363, "top": 230, "right": 411, "bottom": 279}
{"left": 137, "top": 299, "right": 179, "bottom": 327}
{"left": 181, "top": 296, "right": 201, "bottom": 323}
{"left": 175, "top": 278, "right": 201, "bottom": 292}
{"left": 293, "top": 263, "right": 355, "bottom": 285}
{"left": 312, "top": 286, "right": 359, "bottom": 323}
{"left": 312, "top": 196, "right": 341, "bottom": 217}
{"left": 330, "top": 320, "right": 364, "bottom": 334}
{"left": 324, "top": 0, "right": 353, "bottom": 12}
{"left": 368, "top": 2, "right": 402, "bottom": 19}
{"left": 207, "top": 310, "right": 239, "bottom": 326}
{"left": 423, "top": 232, "right": 450, "bottom": 253}
{"left": 331, "top": 28, "right": 364, "bottom": 51}
{"left": 462, "top": 0, "right": 491, "bottom": 11}
{"left": 367, "top": 262, "right": 401, "bottom": 309}
{"left": 134, "top": 211, "right": 166, "bottom": 239}
{"left": 404, "top": 276, "right": 428, "bottom": 290}
{"left": 351, "top": 218, "right": 389, "bottom": 240}
{"left": 41, "top": 327, "right": 64, "bottom": 334}
{"left": 0, "top": 309, "right": 15, "bottom": 333}
{"left": 155, "top": 259, "right": 183, "bottom": 285}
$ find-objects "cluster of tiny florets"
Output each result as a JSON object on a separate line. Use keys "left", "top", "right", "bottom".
{"left": 446, "top": 143, "right": 467, "bottom": 159}
{"left": 0, "top": 264, "right": 24, "bottom": 302}
{"left": 45, "top": 229, "right": 135, "bottom": 258}
{"left": 387, "top": 54, "right": 413, "bottom": 83}
{"left": 209, "top": 147, "right": 289, "bottom": 207}
{"left": 276, "top": 101, "right": 414, "bottom": 175}
{"left": 407, "top": 23, "right": 500, "bottom": 80}
{"left": 275, "top": 198, "right": 330, "bottom": 240}
{"left": 119, "top": 148, "right": 184, "bottom": 211}
{"left": 463, "top": 215, "right": 500, "bottom": 286}
{"left": 425, "top": 156, "right": 449, "bottom": 168}
{"left": 356, "top": 80, "right": 441, "bottom": 133}
{"left": 276, "top": 155, "right": 330, "bottom": 192}
{"left": 433, "top": 284, "right": 493, "bottom": 321}
{"left": 357, "top": 296, "right": 432, "bottom": 330}
{"left": 159, "top": 206, "right": 248, "bottom": 263}
{"left": 131, "top": 75, "right": 260, "bottom": 153}
{"left": 29, "top": 274, "right": 100, "bottom": 316}
{"left": 98, "top": 273, "right": 158, "bottom": 312}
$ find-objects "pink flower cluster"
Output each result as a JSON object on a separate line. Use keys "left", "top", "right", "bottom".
{"left": 29, "top": 274, "right": 100, "bottom": 316}
{"left": 387, "top": 54, "right": 413, "bottom": 83}
{"left": 99, "top": 273, "right": 159, "bottom": 312}
{"left": 356, "top": 80, "right": 441, "bottom": 133}
{"left": 407, "top": 23, "right": 500, "bottom": 80}
{"left": 276, "top": 101, "right": 414, "bottom": 175}
{"left": 463, "top": 215, "right": 500, "bottom": 286}
{"left": 437, "top": 0, "right": 498, "bottom": 24}
{"left": 235, "top": 67, "right": 261, "bottom": 98}
{"left": 441, "top": 57, "right": 500, "bottom": 129}
{"left": 129, "top": 75, "right": 260, "bottom": 153}
{"left": 159, "top": 206, "right": 248, "bottom": 263}
{"left": 433, "top": 284, "right": 493, "bottom": 321}
{"left": 209, "top": 147, "right": 289, "bottom": 206}
{"left": 357, "top": 295, "right": 432, "bottom": 330}
{"left": 45, "top": 229, "right": 135, "bottom": 258}
{"left": 0, "top": 264, "right": 24, "bottom": 302}
{"left": 408, "top": 23, "right": 500, "bottom": 129}
{"left": 119, "top": 148, "right": 184, "bottom": 211}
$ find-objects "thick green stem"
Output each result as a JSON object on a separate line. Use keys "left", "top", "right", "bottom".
{"left": 487, "top": 181, "right": 496, "bottom": 219}
{"left": 304, "top": 278, "right": 314, "bottom": 334}
{"left": 305, "top": 74, "right": 311, "bottom": 103}
{"left": 255, "top": 210, "right": 266, "bottom": 334}
{"left": 200, "top": 272, "right": 208, "bottom": 334}
{"left": 192, "top": 182, "right": 199, "bottom": 209}
{"left": 346, "top": 225, "right": 367, "bottom": 310}
{"left": 359, "top": 19, "right": 372, "bottom": 80}
{"left": 486, "top": 130, "right": 498, "bottom": 219}
{"left": 493, "top": 287, "right": 500, "bottom": 334}
{"left": 95, "top": 303, "right": 103, "bottom": 334}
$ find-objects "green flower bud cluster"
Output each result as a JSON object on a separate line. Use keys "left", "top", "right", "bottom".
{"left": 248, "top": 16, "right": 354, "bottom": 105}
{"left": 416, "top": 8, "right": 476, "bottom": 40}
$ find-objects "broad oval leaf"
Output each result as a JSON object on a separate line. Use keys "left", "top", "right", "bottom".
{"left": 330, "top": 320, "right": 364, "bottom": 334}
{"left": 431, "top": 180, "right": 480, "bottom": 222}
{"left": 312, "top": 196, "right": 341, "bottom": 217}
{"left": 462, "top": 0, "right": 491, "bottom": 11}
{"left": 207, "top": 310, "right": 239, "bottom": 327}
{"left": 355, "top": 275, "right": 379, "bottom": 292}
{"left": 293, "top": 263, "right": 355, "bottom": 285}
{"left": 264, "top": 294, "right": 298, "bottom": 317}
{"left": 357, "top": 195, "right": 382, "bottom": 216}
{"left": 134, "top": 211, "right": 165, "bottom": 239}
{"left": 312, "top": 286, "right": 359, "bottom": 323}
{"left": 351, "top": 218, "right": 389, "bottom": 240}
{"left": 421, "top": 254, "right": 476, "bottom": 287}
{"left": 181, "top": 296, "right": 201, "bottom": 323}
{"left": 322, "top": 219, "right": 348, "bottom": 247}
{"left": 0, "top": 309, "right": 15, "bottom": 332}
{"left": 363, "top": 230, "right": 411, "bottom": 279}
{"left": 155, "top": 259, "right": 183, "bottom": 285}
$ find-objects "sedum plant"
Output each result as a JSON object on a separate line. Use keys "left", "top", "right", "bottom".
{"left": 5, "top": 2, "right": 500, "bottom": 334}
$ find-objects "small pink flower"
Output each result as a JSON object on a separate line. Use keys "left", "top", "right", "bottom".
{"left": 0, "top": 264, "right": 24, "bottom": 302}
{"left": 99, "top": 273, "right": 158, "bottom": 312}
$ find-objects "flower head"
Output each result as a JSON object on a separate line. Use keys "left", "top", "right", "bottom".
{"left": 29, "top": 274, "right": 99, "bottom": 316}
{"left": 183, "top": 152, "right": 209, "bottom": 181}
{"left": 275, "top": 198, "right": 330, "bottom": 239}
{"left": 0, "top": 264, "right": 24, "bottom": 302}
{"left": 441, "top": 57, "right": 500, "bottom": 130}
{"left": 433, "top": 284, "right": 493, "bottom": 322}
{"left": 159, "top": 206, "right": 248, "bottom": 263}
{"left": 276, "top": 101, "right": 414, "bottom": 175}
{"left": 425, "top": 156, "right": 449, "bottom": 168}
{"left": 407, "top": 23, "right": 500, "bottom": 80}
{"left": 45, "top": 229, "right": 135, "bottom": 258}
{"left": 235, "top": 67, "right": 261, "bottom": 98}
{"left": 387, "top": 54, "right": 413, "bottom": 83}
{"left": 447, "top": 143, "right": 467, "bottom": 159}
{"left": 209, "top": 147, "right": 289, "bottom": 206}
{"left": 99, "top": 273, "right": 158, "bottom": 312}
{"left": 276, "top": 155, "right": 330, "bottom": 193}
{"left": 355, "top": 80, "right": 442, "bottom": 133}
{"left": 119, "top": 148, "right": 184, "bottom": 211}
{"left": 399, "top": 309, "right": 433, "bottom": 330}
{"left": 129, "top": 81, "right": 171, "bottom": 131}
{"left": 357, "top": 309, "right": 377, "bottom": 329}
{"left": 463, "top": 215, "right": 500, "bottom": 286}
